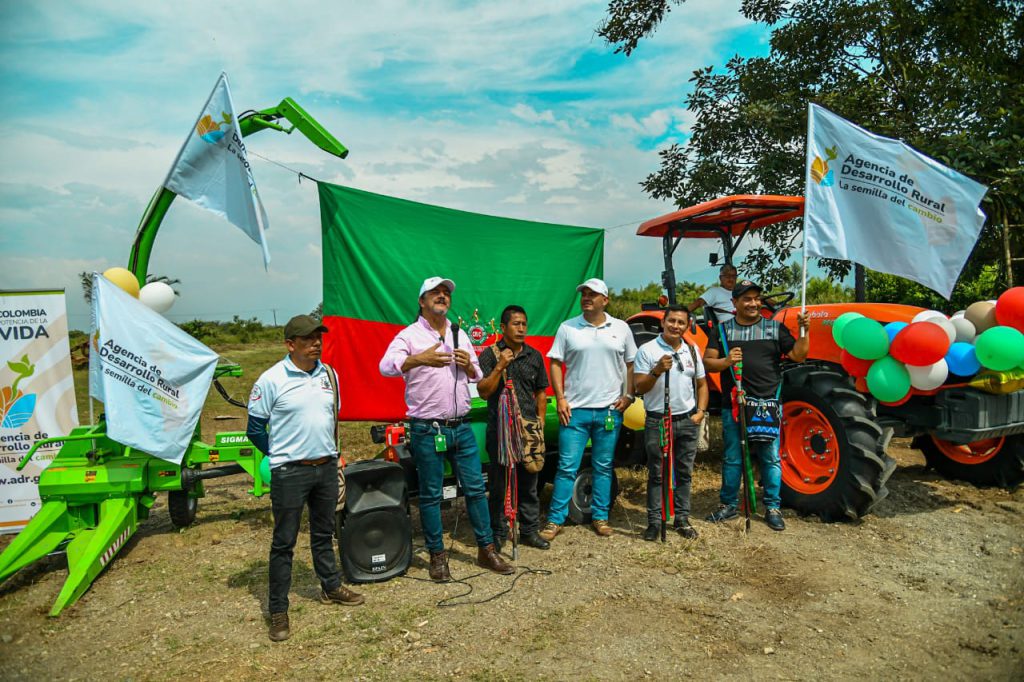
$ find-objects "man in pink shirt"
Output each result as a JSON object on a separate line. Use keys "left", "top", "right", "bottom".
{"left": 379, "top": 276, "right": 514, "bottom": 581}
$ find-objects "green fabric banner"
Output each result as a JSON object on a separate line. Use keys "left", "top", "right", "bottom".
{"left": 319, "top": 182, "right": 603, "bottom": 335}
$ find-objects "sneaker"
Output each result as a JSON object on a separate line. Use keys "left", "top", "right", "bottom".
{"left": 765, "top": 508, "right": 786, "bottom": 531}
{"left": 642, "top": 523, "right": 661, "bottom": 542}
{"left": 591, "top": 519, "right": 613, "bottom": 537}
{"left": 674, "top": 518, "right": 699, "bottom": 540}
{"left": 705, "top": 504, "right": 739, "bottom": 523}
{"left": 538, "top": 522, "right": 562, "bottom": 542}
{"left": 320, "top": 585, "right": 365, "bottom": 606}
{"left": 268, "top": 611, "right": 290, "bottom": 642}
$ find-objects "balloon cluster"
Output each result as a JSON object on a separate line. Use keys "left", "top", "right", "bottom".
{"left": 833, "top": 287, "right": 1024, "bottom": 404}
{"left": 101, "top": 267, "right": 177, "bottom": 314}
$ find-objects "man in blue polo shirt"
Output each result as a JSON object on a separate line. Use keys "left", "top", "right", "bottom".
{"left": 247, "top": 315, "right": 365, "bottom": 642}
{"left": 541, "top": 278, "right": 636, "bottom": 541}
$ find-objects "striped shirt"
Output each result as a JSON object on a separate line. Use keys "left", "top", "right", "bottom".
{"left": 705, "top": 317, "right": 795, "bottom": 408}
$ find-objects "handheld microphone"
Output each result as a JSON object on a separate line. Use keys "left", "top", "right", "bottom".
{"left": 451, "top": 322, "right": 459, "bottom": 349}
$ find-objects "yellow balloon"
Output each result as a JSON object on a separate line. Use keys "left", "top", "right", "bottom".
{"left": 102, "top": 267, "right": 140, "bottom": 298}
{"left": 623, "top": 399, "right": 646, "bottom": 431}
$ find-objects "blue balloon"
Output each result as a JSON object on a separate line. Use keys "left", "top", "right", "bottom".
{"left": 884, "top": 321, "right": 909, "bottom": 343}
{"left": 259, "top": 456, "right": 272, "bottom": 484}
{"left": 946, "top": 342, "right": 981, "bottom": 377}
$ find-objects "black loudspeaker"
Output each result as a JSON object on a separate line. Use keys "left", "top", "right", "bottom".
{"left": 338, "top": 459, "right": 412, "bottom": 583}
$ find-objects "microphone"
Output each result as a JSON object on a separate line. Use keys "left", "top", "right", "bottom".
{"left": 451, "top": 322, "right": 459, "bottom": 349}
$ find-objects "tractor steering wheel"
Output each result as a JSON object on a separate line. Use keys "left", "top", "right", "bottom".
{"left": 761, "top": 290, "right": 796, "bottom": 313}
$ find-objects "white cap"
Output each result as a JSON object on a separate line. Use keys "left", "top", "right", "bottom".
{"left": 419, "top": 276, "right": 456, "bottom": 297}
{"left": 576, "top": 278, "right": 609, "bottom": 297}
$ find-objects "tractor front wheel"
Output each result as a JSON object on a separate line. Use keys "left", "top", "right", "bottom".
{"left": 916, "top": 434, "right": 1024, "bottom": 489}
{"left": 567, "top": 460, "right": 620, "bottom": 525}
{"left": 780, "top": 369, "right": 895, "bottom": 521}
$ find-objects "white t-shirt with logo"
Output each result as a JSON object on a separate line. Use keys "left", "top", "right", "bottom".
{"left": 699, "top": 286, "right": 735, "bottom": 322}
{"left": 634, "top": 335, "right": 706, "bottom": 414}
{"left": 548, "top": 314, "right": 637, "bottom": 409}
{"left": 248, "top": 356, "right": 337, "bottom": 467}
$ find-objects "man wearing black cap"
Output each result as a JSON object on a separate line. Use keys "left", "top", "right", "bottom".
{"left": 702, "top": 281, "right": 809, "bottom": 531}
{"left": 247, "top": 314, "right": 364, "bottom": 642}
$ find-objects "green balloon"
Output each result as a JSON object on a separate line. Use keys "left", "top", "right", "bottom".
{"left": 866, "top": 356, "right": 911, "bottom": 402}
{"left": 831, "top": 312, "right": 864, "bottom": 349}
{"left": 842, "top": 316, "right": 890, "bottom": 360}
{"left": 974, "top": 326, "right": 1024, "bottom": 371}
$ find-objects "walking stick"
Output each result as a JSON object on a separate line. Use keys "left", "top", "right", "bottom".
{"left": 734, "top": 361, "right": 757, "bottom": 533}
{"left": 497, "top": 370, "right": 522, "bottom": 561}
{"left": 660, "top": 365, "right": 674, "bottom": 542}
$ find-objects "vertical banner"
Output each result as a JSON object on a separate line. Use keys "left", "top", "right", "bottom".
{"left": 0, "top": 290, "right": 79, "bottom": 533}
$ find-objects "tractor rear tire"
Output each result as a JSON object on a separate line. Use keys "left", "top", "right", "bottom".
{"left": 168, "top": 490, "right": 198, "bottom": 528}
{"left": 916, "top": 434, "right": 1024, "bottom": 489}
{"left": 780, "top": 369, "right": 895, "bottom": 521}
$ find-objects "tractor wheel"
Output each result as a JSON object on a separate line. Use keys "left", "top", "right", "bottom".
{"left": 168, "top": 490, "right": 198, "bottom": 528}
{"left": 567, "top": 460, "right": 620, "bottom": 525}
{"left": 780, "top": 369, "right": 895, "bottom": 521}
{"left": 916, "top": 434, "right": 1024, "bottom": 489}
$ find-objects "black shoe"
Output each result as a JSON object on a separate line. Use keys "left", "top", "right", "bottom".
{"left": 492, "top": 534, "right": 507, "bottom": 553}
{"left": 520, "top": 532, "right": 551, "bottom": 550}
{"left": 642, "top": 523, "right": 661, "bottom": 541}
{"left": 705, "top": 504, "right": 739, "bottom": 523}
{"left": 765, "top": 508, "right": 786, "bottom": 531}
{"left": 674, "top": 518, "right": 699, "bottom": 540}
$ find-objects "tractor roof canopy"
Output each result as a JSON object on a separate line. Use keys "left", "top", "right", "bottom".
{"left": 636, "top": 195, "right": 804, "bottom": 239}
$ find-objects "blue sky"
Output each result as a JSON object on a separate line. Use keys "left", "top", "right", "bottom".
{"left": 0, "top": 1, "right": 772, "bottom": 328}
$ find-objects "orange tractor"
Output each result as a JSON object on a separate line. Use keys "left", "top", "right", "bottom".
{"left": 623, "top": 195, "right": 1024, "bottom": 521}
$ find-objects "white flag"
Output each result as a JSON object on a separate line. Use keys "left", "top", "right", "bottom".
{"left": 90, "top": 274, "right": 218, "bottom": 464}
{"left": 804, "top": 104, "right": 988, "bottom": 299}
{"left": 164, "top": 73, "right": 271, "bottom": 268}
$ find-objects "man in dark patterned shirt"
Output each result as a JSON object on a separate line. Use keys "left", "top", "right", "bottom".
{"left": 478, "top": 305, "right": 551, "bottom": 551}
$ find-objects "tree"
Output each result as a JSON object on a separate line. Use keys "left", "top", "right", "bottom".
{"left": 80, "top": 272, "right": 181, "bottom": 303}
{"left": 600, "top": 0, "right": 1023, "bottom": 299}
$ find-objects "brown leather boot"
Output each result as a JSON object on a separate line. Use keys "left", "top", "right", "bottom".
{"left": 477, "top": 543, "right": 515, "bottom": 575}
{"left": 429, "top": 550, "right": 451, "bottom": 582}
{"left": 268, "top": 611, "right": 290, "bottom": 642}
{"left": 320, "top": 585, "right": 365, "bottom": 606}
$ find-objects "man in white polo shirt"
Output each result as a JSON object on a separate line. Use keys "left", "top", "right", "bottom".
{"left": 247, "top": 315, "right": 364, "bottom": 642}
{"left": 633, "top": 305, "right": 709, "bottom": 540}
{"left": 540, "top": 278, "right": 636, "bottom": 541}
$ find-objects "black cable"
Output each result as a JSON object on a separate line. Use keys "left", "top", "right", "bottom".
{"left": 400, "top": 565, "right": 552, "bottom": 608}
{"left": 212, "top": 378, "right": 247, "bottom": 408}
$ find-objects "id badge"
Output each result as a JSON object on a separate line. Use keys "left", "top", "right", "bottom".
{"left": 434, "top": 433, "right": 447, "bottom": 452}
{"left": 604, "top": 411, "right": 616, "bottom": 431}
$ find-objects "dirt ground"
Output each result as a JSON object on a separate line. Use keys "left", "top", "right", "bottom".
{"left": 0, "top": 431, "right": 1021, "bottom": 681}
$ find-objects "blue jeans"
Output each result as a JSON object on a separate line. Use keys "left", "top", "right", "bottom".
{"left": 408, "top": 421, "right": 493, "bottom": 553}
{"left": 720, "top": 410, "right": 781, "bottom": 509}
{"left": 548, "top": 407, "right": 622, "bottom": 525}
{"left": 269, "top": 459, "right": 341, "bottom": 613}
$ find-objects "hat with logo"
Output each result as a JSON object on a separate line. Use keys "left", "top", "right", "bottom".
{"left": 576, "top": 278, "right": 609, "bottom": 297}
{"left": 419, "top": 276, "right": 456, "bottom": 297}
{"left": 732, "top": 280, "right": 763, "bottom": 299}
{"left": 284, "top": 314, "right": 328, "bottom": 339}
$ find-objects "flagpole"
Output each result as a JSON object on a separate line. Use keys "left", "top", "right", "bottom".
{"left": 800, "top": 239, "right": 808, "bottom": 338}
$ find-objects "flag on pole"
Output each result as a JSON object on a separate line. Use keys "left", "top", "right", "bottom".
{"left": 90, "top": 274, "right": 218, "bottom": 464}
{"left": 164, "top": 72, "right": 271, "bottom": 268}
{"left": 318, "top": 182, "right": 604, "bottom": 421}
{"left": 804, "top": 103, "right": 988, "bottom": 298}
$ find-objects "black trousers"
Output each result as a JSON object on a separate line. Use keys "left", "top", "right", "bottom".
{"left": 268, "top": 458, "right": 341, "bottom": 613}
{"left": 488, "top": 459, "right": 542, "bottom": 536}
{"left": 645, "top": 416, "right": 699, "bottom": 524}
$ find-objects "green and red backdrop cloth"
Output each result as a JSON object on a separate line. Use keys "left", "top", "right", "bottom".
{"left": 318, "top": 182, "right": 604, "bottom": 421}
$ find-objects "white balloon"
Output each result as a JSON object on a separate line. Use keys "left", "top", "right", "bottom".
{"left": 139, "top": 281, "right": 176, "bottom": 313}
{"left": 907, "top": 359, "right": 949, "bottom": 391}
{"left": 928, "top": 317, "right": 956, "bottom": 345}
{"left": 951, "top": 310, "right": 966, "bottom": 319}
{"left": 950, "top": 317, "right": 976, "bottom": 343}
{"left": 912, "top": 309, "right": 947, "bottom": 324}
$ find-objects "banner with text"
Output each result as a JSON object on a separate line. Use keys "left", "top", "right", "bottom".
{"left": 0, "top": 290, "right": 79, "bottom": 533}
{"left": 804, "top": 103, "right": 988, "bottom": 298}
{"left": 90, "top": 274, "right": 218, "bottom": 464}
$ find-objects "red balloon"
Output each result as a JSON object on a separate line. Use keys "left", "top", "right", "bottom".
{"left": 879, "top": 392, "right": 913, "bottom": 407}
{"left": 995, "top": 287, "right": 1024, "bottom": 333}
{"left": 890, "top": 321, "right": 951, "bottom": 366}
{"left": 840, "top": 349, "right": 874, "bottom": 377}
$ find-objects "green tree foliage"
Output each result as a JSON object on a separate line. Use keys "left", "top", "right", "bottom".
{"left": 599, "top": 0, "right": 1023, "bottom": 296}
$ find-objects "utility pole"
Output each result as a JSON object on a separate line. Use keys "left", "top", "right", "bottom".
{"left": 271, "top": 308, "right": 277, "bottom": 326}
